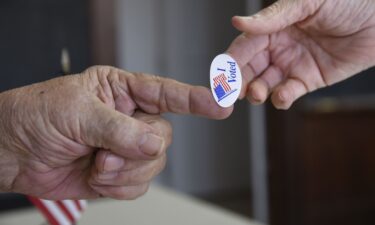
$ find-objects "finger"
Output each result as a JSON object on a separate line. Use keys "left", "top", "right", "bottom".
{"left": 238, "top": 51, "right": 271, "bottom": 99}
{"left": 80, "top": 100, "right": 165, "bottom": 160}
{"left": 95, "top": 151, "right": 125, "bottom": 173}
{"left": 271, "top": 78, "right": 308, "bottom": 110}
{"left": 95, "top": 150, "right": 158, "bottom": 174}
{"left": 247, "top": 65, "right": 284, "bottom": 104}
{"left": 227, "top": 34, "right": 270, "bottom": 100}
{"left": 232, "top": 0, "right": 320, "bottom": 34}
{"left": 83, "top": 66, "right": 232, "bottom": 119}
{"left": 91, "top": 113, "right": 170, "bottom": 186}
{"left": 250, "top": 51, "right": 270, "bottom": 76}
{"left": 227, "top": 34, "right": 269, "bottom": 68}
{"left": 132, "top": 111, "right": 173, "bottom": 147}
{"left": 93, "top": 112, "right": 171, "bottom": 172}
{"left": 123, "top": 71, "right": 233, "bottom": 120}
{"left": 238, "top": 64, "right": 256, "bottom": 99}
{"left": 92, "top": 154, "right": 166, "bottom": 186}
{"left": 91, "top": 183, "right": 150, "bottom": 200}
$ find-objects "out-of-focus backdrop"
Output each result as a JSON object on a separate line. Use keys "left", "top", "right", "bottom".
{"left": 0, "top": 1, "right": 375, "bottom": 225}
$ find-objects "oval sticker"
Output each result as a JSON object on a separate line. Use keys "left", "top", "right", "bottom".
{"left": 210, "top": 54, "right": 242, "bottom": 108}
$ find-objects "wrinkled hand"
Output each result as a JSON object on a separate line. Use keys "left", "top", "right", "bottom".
{"left": 228, "top": 0, "right": 375, "bottom": 109}
{"left": 0, "top": 66, "right": 232, "bottom": 200}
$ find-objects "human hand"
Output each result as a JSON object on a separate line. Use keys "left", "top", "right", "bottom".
{"left": 0, "top": 66, "right": 232, "bottom": 200}
{"left": 228, "top": 0, "right": 375, "bottom": 109}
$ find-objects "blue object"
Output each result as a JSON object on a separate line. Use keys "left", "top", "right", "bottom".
{"left": 214, "top": 84, "right": 226, "bottom": 100}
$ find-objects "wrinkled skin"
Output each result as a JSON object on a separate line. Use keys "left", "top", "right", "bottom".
{"left": 0, "top": 66, "right": 232, "bottom": 200}
{"left": 228, "top": 0, "right": 375, "bottom": 109}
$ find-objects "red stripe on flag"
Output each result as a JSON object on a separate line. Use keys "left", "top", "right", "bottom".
{"left": 218, "top": 76, "right": 231, "bottom": 92}
{"left": 214, "top": 74, "right": 230, "bottom": 91}
{"left": 74, "top": 200, "right": 83, "bottom": 211}
{"left": 55, "top": 201, "right": 75, "bottom": 223}
{"left": 221, "top": 80, "right": 231, "bottom": 92}
{"left": 27, "top": 197, "right": 60, "bottom": 225}
{"left": 213, "top": 74, "right": 225, "bottom": 84}
{"left": 213, "top": 76, "right": 220, "bottom": 87}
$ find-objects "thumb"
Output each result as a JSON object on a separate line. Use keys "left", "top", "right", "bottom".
{"left": 79, "top": 98, "right": 164, "bottom": 160}
{"left": 232, "top": 0, "right": 320, "bottom": 34}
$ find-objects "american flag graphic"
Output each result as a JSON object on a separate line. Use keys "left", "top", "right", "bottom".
{"left": 213, "top": 73, "right": 233, "bottom": 101}
{"left": 28, "top": 196, "right": 87, "bottom": 225}
{"left": 213, "top": 74, "right": 231, "bottom": 92}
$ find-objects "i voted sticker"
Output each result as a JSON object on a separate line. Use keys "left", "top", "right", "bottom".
{"left": 210, "top": 54, "right": 242, "bottom": 108}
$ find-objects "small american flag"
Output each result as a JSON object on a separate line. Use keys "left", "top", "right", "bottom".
{"left": 213, "top": 74, "right": 231, "bottom": 92}
{"left": 28, "top": 196, "right": 87, "bottom": 225}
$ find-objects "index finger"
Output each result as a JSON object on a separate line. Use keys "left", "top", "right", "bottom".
{"left": 124, "top": 72, "right": 233, "bottom": 119}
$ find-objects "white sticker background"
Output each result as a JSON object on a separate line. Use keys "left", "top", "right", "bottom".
{"left": 210, "top": 54, "right": 242, "bottom": 108}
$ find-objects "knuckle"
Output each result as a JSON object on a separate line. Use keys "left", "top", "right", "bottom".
{"left": 83, "top": 66, "right": 117, "bottom": 76}
{"left": 148, "top": 73, "right": 163, "bottom": 83}
{"left": 262, "top": 1, "right": 283, "bottom": 17}
{"left": 81, "top": 66, "right": 121, "bottom": 87}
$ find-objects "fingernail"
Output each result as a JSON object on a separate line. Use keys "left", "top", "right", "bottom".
{"left": 139, "top": 133, "right": 164, "bottom": 156}
{"left": 98, "top": 171, "right": 118, "bottom": 180}
{"left": 249, "top": 88, "right": 262, "bottom": 104}
{"left": 250, "top": 92, "right": 262, "bottom": 103}
{"left": 248, "top": 96, "right": 262, "bottom": 105}
{"left": 278, "top": 90, "right": 289, "bottom": 103}
{"left": 238, "top": 16, "right": 256, "bottom": 21}
{"left": 103, "top": 153, "right": 124, "bottom": 172}
{"left": 233, "top": 15, "right": 247, "bottom": 19}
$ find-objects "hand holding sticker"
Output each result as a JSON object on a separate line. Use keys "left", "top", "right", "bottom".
{"left": 210, "top": 54, "right": 242, "bottom": 108}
